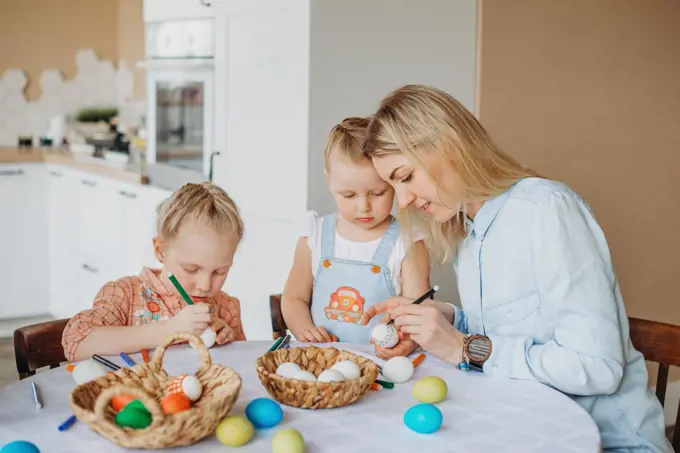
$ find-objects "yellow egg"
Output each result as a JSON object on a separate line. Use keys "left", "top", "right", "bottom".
{"left": 412, "top": 376, "right": 448, "bottom": 404}
{"left": 271, "top": 428, "right": 305, "bottom": 453}
{"left": 215, "top": 415, "right": 254, "bottom": 446}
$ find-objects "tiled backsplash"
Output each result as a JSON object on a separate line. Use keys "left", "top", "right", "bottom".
{"left": 0, "top": 49, "right": 144, "bottom": 146}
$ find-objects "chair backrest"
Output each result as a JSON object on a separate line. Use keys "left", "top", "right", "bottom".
{"left": 14, "top": 318, "right": 69, "bottom": 379}
{"left": 628, "top": 316, "right": 680, "bottom": 450}
{"left": 270, "top": 294, "right": 287, "bottom": 340}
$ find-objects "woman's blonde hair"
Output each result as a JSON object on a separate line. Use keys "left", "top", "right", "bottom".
{"left": 156, "top": 182, "right": 244, "bottom": 241}
{"left": 324, "top": 117, "right": 371, "bottom": 173}
{"left": 363, "top": 84, "right": 538, "bottom": 262}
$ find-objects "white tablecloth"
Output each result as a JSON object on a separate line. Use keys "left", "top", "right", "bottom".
{"left": 0, "top": 341, "right": 601, "bottom": 452}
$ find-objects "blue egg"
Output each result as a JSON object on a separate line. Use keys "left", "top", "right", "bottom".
{"left": 0, "top": 441, "right": 40, "bottom": 453}
{"left": 403, "top": 403, "right": 443, "bottom": 434}
{"left": 245, "top": 398, "right": 283, "bottom": 429}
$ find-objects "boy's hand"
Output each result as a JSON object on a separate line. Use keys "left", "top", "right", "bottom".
{"left": 211, "top": 319, "right": 237, "bottom": 344}
{"left": 298, "top": 326, "right": 338, "bottom": 343}
{"left": 166, "top": 303, "right": 211, "bottom": 335}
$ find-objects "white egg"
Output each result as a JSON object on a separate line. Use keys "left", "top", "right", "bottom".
{"left": 294, "top": 370, "right": 317, "bottom": 382}
{"left": 382, "top": 356, "right": 414, "bottom": 383}
{"left": 317, "top": 369, "right": 345, "bottom": 383}
{"left": 276, "top": 362, "right": 302, "bottom": 378}
{"left": 177, "top": 375, "right": 203, "bottom": 401}
{"left": 331, "top": 360, "right": 361, "bottom": 380}
{"left": 72, "top": 359, "right": 109, "bottom": 385}
{"left": 371, "top": 323, "right": 399, "bottom": 348}
{"left": 191, "top": 328, "right": 217, "bottom": 349}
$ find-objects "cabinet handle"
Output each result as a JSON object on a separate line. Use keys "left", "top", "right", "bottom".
{"left": 118, "top": 190, "right": 138, "bottom": 199}
{"left": 82, "top": 263, "right": 98, "bottom": 273}
{"left": 81, "top": 179, "right": 97, "bottom": 187}
{"left": 49, "top": 170, "right": 63, "bottom": 177}
{"left": 0, "top": 169, "right": 24, "bottom": 176}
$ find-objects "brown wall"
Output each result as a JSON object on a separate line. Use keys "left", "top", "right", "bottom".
{"left": 478, "top": 0, "right": 680, "bottom": 326}
{"left": 0, "top": 0, "right": 144, "bottom": 101}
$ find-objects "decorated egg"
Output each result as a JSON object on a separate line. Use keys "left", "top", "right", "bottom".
{"left": 276, "top": 362, "right": 302, "bottom": 378}
{"left": 216, "top": 415, "right": 254, "bottom": 446}
{"left": 111, "top": 394, "right": 136, "bottom": 412}
{"left": 72, "top": 359, "right": 108, "bottom": 385}
{"left": 382, "top": 356, "right": 414, "bottom": 383}
{"left": 168, "top": 374, "right": 202, "bottom": 401}
{"left": 190, "top": 328, "right": 216, "bottom": 349}
{"left": 115, "top": 405, "right": 152, "bottom": 430}
{"left": 294, "top": 370, "right": 316, "bottom": 382}
{"left": 371, "top": 323, "right": 399, "bottom": 348}
{"left": 271, "top": 428, "right": 305, "bottom": 453}
{"left": 317, "top": 369, "right": 345, "bottom": 383}
{"left": 161, "top": 393, "right": 191, "bottom": 414}
{"left": 413, "top": 376, "right": 448, "bottom": 404}
{"left": 245, "top": 398, "right": 283, "bottom": 429}
{"left": 331, "top": 360, "right": 361, "bottom": 380}
{"left": 403, "top": 403, "right": 442, "bottom": 434}
{"left": 0, "top": 440, "right": 40, "bottom": 453}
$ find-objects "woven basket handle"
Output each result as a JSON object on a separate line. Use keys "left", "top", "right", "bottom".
{"left": 94, "top": 385, "right": 165, "bottom": 427}
{"left": 152, "top": 331, "right": 212, "bottom": 373}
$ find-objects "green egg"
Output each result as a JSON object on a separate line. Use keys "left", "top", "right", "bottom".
{"left": 115, "top": 406, "right": 152, "bottom": 429}
{"left": 124, "top": 400, "right": 146, "bottom": 411}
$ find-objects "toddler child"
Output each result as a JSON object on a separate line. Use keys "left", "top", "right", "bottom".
{"left": 281, "top": 117, "right": 430, "bottom": 358}
{"left": 62, "top": 182, "right": 247, "bottom": 362}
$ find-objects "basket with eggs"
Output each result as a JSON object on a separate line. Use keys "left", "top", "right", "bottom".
{"left": 69, "top": 332, "right": 241, "bottom": 449}
{"left": 255, "top": 345, "right": 379, "bottom": 409}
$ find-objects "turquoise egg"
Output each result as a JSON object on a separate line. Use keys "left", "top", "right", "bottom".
{"left": 0, "top": 441, "right": 40, "bottom": 453}
{"left": 245, "top": 398, "right": 284, "bottom": 429}
{"left": 403, "top": 403, "right": 443, "bottom": 434}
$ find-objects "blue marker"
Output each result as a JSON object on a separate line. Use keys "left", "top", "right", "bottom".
{"left": 119, "top": 352, "right": 135, "bottom": 367}
{"left": 58, "top": 415, "right": 77, "bottom": 431}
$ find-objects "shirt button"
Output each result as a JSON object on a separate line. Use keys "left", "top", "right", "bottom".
{"left": 506, "top": 309, "right": 514, "bottom": 317}
{"left": 492, "top": 364, "right": 499, "bottom": 372}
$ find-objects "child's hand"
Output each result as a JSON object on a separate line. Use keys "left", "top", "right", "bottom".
{"left": 166, "top": 303, "right": 211, "bottom": 335}
{"left": 371, "top": 314, "right": 419, "bottom": 359}
{"left": 211, "top": 319, "right": 236, "bottom": 345}
{"left": 298, "top": 326, "right": 338, "bottom": 343}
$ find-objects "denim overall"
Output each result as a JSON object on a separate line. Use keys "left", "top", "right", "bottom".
{"left": 310, "top": 214, "right": 399, "bottom": 343}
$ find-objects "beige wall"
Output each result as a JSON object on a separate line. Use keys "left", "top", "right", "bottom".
{"left": 478, "top": 0, "right": 680, "bottom": 327}
{"left": 0, "top": 0, "right": 144, "bottom": 101}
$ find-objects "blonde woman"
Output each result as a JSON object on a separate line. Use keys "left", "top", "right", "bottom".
{"left": 359, "top": 85, "right": 671, "bottom": 453}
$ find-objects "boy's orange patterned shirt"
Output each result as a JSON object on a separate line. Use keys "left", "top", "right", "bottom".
{"left": 61, "top": 267, "right": 246, "bottom": 361}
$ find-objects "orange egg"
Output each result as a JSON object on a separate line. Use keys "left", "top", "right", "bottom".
{"left": 111, "top": 394, "right": 136, "bottom": 412}
{"left": 161, "top": 393, "right": 191, "bottom": 414}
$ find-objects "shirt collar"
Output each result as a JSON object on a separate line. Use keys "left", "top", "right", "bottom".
{"left": 465, "top": 183, "right": 517, "bottom": 240}
{"left": 139, "top": 267, "right": 175, "bottom": 298}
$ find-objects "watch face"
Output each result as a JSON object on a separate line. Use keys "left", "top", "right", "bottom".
{"left": 467, "top": 336, "right": 491, "bottom": 364}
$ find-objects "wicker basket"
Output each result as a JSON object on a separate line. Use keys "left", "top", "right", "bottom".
{"left": 255, "top": 345, "right": 379, "bottom": 409}
{"left": 70, "top": 332, "right": 242, "bottom": 449}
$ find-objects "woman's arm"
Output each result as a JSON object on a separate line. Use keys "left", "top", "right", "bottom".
{"left": 281, "top": 237, "right": 318, "bottom": 338}
{"left": 482, "top": 192, "right": 625, "bottom": 396}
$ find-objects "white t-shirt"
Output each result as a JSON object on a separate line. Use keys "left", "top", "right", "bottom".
{"left": 302, "top": 211, "right": 422, "bottom": 296}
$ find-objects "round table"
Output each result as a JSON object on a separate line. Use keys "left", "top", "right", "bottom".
{"left": 0, "top": 341, "right": 601, "bottom": 452}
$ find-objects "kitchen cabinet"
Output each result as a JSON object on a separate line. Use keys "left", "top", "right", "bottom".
{"left": 0, "top": 163, "right": 49, "bottom": 319}
{"left": 143, "top": 0, "right": 212, "bottom": 23}
{"left": 0, "top": 162, "right": 170, "bottom": 320}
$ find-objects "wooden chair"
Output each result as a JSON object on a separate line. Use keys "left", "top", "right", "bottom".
{"left": 14, "top": 318, "right": 69, "bottom": 380}
{"left": 270, "top": 294, "right": 287, "bottom": 340}
{"left": 628, "top": 317, "right": 680, "bottom": 450}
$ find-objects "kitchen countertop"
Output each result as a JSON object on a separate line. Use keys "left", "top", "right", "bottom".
{"left": 0, "top": 147, "right": 148, "bottom": 185}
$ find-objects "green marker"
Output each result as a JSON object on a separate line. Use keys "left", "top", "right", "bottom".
{"left": 168, "top": 273, "right": 194, "bottom": 305}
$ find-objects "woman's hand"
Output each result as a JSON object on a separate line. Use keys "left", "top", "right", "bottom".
{"left": 388, "top": 303, "right": 465, "bottom": 364}
{"left": 359, "top": 296, "right": 414, "bottom": 325}
{"left": 361, "top": 298, "right": 420, "bottom": 359}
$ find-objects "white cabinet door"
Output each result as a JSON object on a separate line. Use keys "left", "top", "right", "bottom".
{"left": 0, "top": 163, "right": 49, "bottom": 318}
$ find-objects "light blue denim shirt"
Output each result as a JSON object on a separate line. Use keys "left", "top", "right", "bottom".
{"left": 452, "top": 177, "right": 672, "bottom": 453}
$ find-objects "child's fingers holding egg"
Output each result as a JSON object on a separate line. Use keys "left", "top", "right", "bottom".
{"left": 215, "top": 324, "right": 236, "bottom": 344}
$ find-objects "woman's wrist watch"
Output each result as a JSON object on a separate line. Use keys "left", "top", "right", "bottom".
{"left": 457, "top": 334, "right": 493, "bottom": 372}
